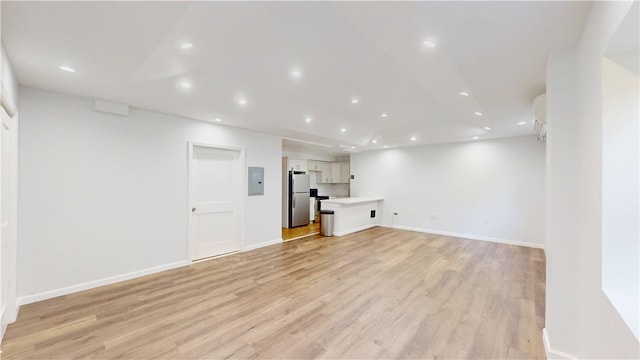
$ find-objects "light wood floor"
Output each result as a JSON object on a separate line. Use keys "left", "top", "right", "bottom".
{"left": 1, "top": 227, "right": 546, "bottom": 359}
{"left": 282, "top": 222, "right": 320, "bottom": 241}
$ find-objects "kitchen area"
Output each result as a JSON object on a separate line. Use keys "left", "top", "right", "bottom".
{"left": 281, "top": 154, "right": 351, "bottom": 240}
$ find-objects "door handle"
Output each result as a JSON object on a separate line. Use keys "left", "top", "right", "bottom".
{"left": 192, "top": 207, "right": 197, "bottom": 212}
{"left": 293, "top": 196, "right": 295, "bottom": 208}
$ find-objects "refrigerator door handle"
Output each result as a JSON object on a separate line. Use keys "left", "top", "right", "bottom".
{"left": 293, "top": 195, "right": 296, "bottom": 208}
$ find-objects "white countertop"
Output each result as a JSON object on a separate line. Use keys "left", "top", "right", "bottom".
{"left": 321, "top": 197, "right": 383, "bottom": 205}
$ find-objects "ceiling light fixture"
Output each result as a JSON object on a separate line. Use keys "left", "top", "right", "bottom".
{"left": 474, "top": 112, "right": 483, "bottom": 116}
{"left": 238, "top": 98, "right": 247, "bottom": 106}
{"left": 423, "top": 40, "right": 437, "bottom": 48}
{"left": 484, "top": 126, "right": 492, "bottom": 131}
{"left": 305, "top": 117, "right": 312, "bottom": 123}
{"left": 351, "top": 146, "right": 356, "bottom": 149}
{"left": 473, "top": 136, "right": 479, "bottom": 140}
{"left": 59, "top": 65, "right": 76, "bottom": 73}
{"left": 517, "top": 121, "right": 527, "bottom": 125}
{"left": 372, "top": 139, "right": 377, "bottom": 144}
{"left": 340, "top": 128, "right": 347, "bottom": 133}
{"left": 351, "top": 98, "right": 359, "bottom": 104}
{"left": 459, "top": 91, "right": 469, "bottom": 97}
{"left": 381, "top": 113, "right": 388, "bottom": 118}
{"left": 180, "top": 81, "right": 192, "bottom": 89}
{"left": 384, "top": 145, "right": 388, "bottom": 149}
{"left": 180, "top": 42, "right": 193, "bottom": 50}
{"left": 291, "top": 69, "right": 302, "bottom": 78}
{"left": 214, "top": 118, "right": 222, "bottom": 122}
{"left": 411, "top": 136, "right": 417, "bottom": 141}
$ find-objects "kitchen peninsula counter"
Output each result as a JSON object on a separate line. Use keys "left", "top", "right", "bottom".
{"left": 321, "top": 197, "right": 383, "bottom": 236}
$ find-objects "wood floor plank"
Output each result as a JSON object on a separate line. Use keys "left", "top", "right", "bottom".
{"left": 1, "top": 227, "right": 546, "bottom": 359}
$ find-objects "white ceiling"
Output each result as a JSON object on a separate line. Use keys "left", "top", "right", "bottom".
{"left": 606, "top": 2, "right": 639, "bottom": 76}
{"left": 2, "top": 1, "right": 590, "bottom": 154}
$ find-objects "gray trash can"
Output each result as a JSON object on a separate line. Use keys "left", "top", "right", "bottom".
{"left": 320, "top": 210, "right": 335, "bottom": 236}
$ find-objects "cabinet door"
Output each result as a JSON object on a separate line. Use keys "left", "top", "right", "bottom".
{"left": 320, "top": 163, "right": 331, "bottom": 183}
{"left": 308, "top": 161, "right": 321, "bottom": 171}
{"left": 288, "top": 159, "right": 307, "bottom": 172}
{"left": 330, "top": 163, "right": 341, "bottom": 183}
{"left": 340, "top": 162, "right": 350, "bottom": 183}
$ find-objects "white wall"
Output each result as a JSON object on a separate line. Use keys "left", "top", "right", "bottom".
{"left": 17, "top": 88, "right": 282, "bottom": 303}
{"left": 601, "top": 57, "right": 639, "bottom": 340}
{"left": 351, "top": 136, "right": 545, "bottom": 248}
{"left": 545, "top": 1, "right": 640, "bottom": 358}
{"left": 545, "top": 45, "right": 581, "bottom": 356}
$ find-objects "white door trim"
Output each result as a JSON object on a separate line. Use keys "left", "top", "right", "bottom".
{"left": 0, "top": 90, "right": 18, "bottom": 341}
{"left": 1, "top": 85, "right": 17, "bottom": 118}
{"left": 187, "top": 142, "right": 246, "bottom": 261}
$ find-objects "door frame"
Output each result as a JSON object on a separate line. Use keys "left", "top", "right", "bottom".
{"left": 0, "top": 84, "right": 18, "bottom": 340}
{"left": 187, "top": 142, "right": 246, "bottom": 261}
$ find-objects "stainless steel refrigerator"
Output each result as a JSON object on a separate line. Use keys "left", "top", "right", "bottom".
{"left": 288, "top": 171, "right": 310, "bottom": 227}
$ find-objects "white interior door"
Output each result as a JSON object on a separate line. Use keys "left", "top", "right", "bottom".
{"left": 190, "top": 145, "right": 242, "bottom": 260}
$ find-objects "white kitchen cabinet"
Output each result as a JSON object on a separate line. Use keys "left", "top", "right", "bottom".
{"left": 288, "top": 158, "right": 349, "bottom": 184}
{"left": 286, "top": 158, "right": 307, "bottom": 172}
{"left": 340, "top": 162, "right": 350, "bottom": 183}
{"left": 318, "top": 162, "right": 331, "bottom": 183}
{"left": 308, "top": 160, "right": 323, "bottom": 172}
{"left": 330, "top": 163, "right": 341, "bottom": 183}
{"left": 314, "top": 162, "right": 351, "bottom": 183}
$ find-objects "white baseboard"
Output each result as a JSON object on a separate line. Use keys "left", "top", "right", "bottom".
{"left": 382, "top": 225, "right": 545, "bottom": 249}
{"left": 543, "top": 328, "right": 577, "bottom": 359}
{"left": 334, "top": 224, "right": 378, "bottom": 237}
{"left": 17, "top": 260, "right": 190, "bottom": 307}
{"left": 17, "top": 238, "right": 286, "bottom": 308}
{"left": 243, "top": 238, "right": 283, "bottom": 251}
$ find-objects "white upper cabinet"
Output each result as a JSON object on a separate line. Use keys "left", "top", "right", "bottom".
{"left": 330, "top": 163, "right": 341, "bottom": 183}
{"left": 289, "top": 158, "right": 349, "bottom": 183}
{"left": 319, "top": 162, "right": 331, "bottom": 183}
{"left": 340, "top": 162, "right": 350, "bottom": 183}
{"left": 308, "top": 160, "right": 323, "bottom": 172}
{"left": 286, "top": 158, "right": 308, "bottom": 172}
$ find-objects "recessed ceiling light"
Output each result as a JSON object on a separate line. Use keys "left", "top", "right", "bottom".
{"left": 305, "top": 117, "right": 312, "bottom": 123}
{"left": 180, "top": 42, "right": 193, "bottom": 50}
{"left": 351, "top": 98, "right": 359, "bottom": 104}
{"left": 340, "top": 128, "right": 347, "bottom": 133}
{"left": 423, "top": 40, "right": 437, "bottom": 48}
{"left": 351, "top": 146, "right": 356, "bottom": 149}
{"left": 372, "top": 139, "right": 377, "bottom": 144}
{"left": 474, "top": 112, "right": 483, "bottom": 116}
{"left": 180, "top": 81, "right": 192, "bottom": 89}
{"left": 484, "top": 126, "right": 492, "bottom": 131}
{"left": 411, "top": 136, "right": 417, "bottom": 141}
{"left": 291, "top": 69, "right": 302, "bottom": 78}
{"left": 238, "top": 98, "right": 247, "bottom": 106}
{"left": 473, "top": 136, "right": 479, "bottom": 140}
{"left": 459, "top": 91, "right": 469, "bottom": 97}
{"left": 214, "top": 118, "right": 222, "bottom": 122}
{"left": 59, "top": 65, "right": 76, "bottom": 73}
{"left": 517, "top": 121, "right": 527, "bottom": 125}
{"left": 381, "top": 113, "right": 388, "bottom": 118}
{"left": 384, "top": 145, "right": 388, "bottom": 149}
